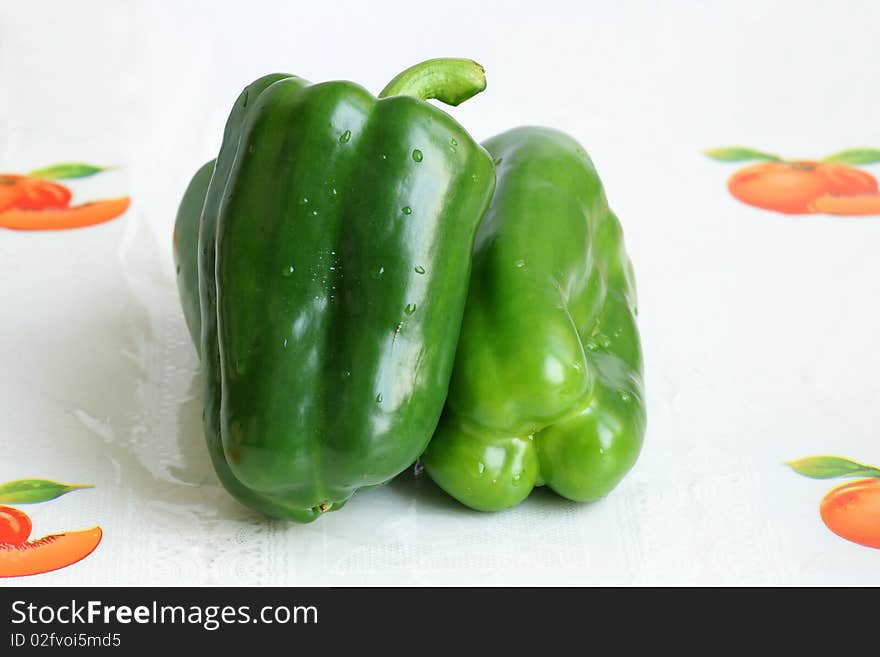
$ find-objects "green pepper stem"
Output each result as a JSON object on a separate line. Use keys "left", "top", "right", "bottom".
{"left": 379, "top": 58, "right": 486, "bottom": 106}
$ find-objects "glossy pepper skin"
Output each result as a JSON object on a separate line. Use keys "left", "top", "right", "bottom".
{"left": 174, "top": 60, "right": 495, "bottom": 522}
{"left": 421, "top": 126, "right": 645, "bottom": 512}
{"left": 174, "top": 159, "right": 214, "bottom": 353}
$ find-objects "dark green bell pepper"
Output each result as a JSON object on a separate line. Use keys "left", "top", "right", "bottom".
{"left": 421, "top": 126, "right": 646, "bottom": 511}
{"left": 174, "top": 159, "right": 214, "bottom": 353}
{"left": 174, "top": 59, "right": 496, "bottom": 522}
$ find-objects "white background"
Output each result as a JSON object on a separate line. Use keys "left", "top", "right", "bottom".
{"left": 2, "top": 0, "right": 879, "bottom": 585}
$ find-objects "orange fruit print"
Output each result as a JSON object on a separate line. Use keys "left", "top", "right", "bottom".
{"left": 809, "top": 193, "right": 880, "bottom": 215}
{"left": 706, "top": 147, "right": 880, "bottom": 215}
{"left": 0, "top": 162, "right": 129, "bottom": 230}
{"left": 0, "top": 527, "right": 103, "bottom": 578}
{"left": 787, "top": 455, "right": 880, "bottom": 550}
{"left": 0, "top": 197, "right": 130, "bottom": 230}
{"left": 0, "top": 506, "right": 32, "bottom": 545}
{"left": 820, "top": 479, "right": 880, "bottom": 549}
{"left": 728, "top": 161, "right": 877, "bottom": 214}
{"left": 0, "top": 479, "right": 101, "bottom": 577}
{"left": 0, "top": 175, "right": 72, "bottom": 211}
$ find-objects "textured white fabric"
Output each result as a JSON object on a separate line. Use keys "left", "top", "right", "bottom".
{"left": 2, "top": 0, "right": 879, "bottom": 585}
